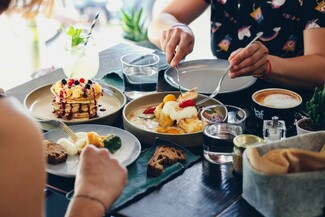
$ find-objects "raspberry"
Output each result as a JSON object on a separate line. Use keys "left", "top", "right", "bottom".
{"left": 79, "top": 78, "right": 85, "bottom": 83}
{"left": 68, "top": 81, "right": 74, "bottom": 86}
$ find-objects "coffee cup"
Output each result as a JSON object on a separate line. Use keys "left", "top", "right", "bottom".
{"left": 251, "top": 88, "right": 302, "bottom": 130}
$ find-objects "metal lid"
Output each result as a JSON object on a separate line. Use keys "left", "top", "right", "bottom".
{"left": 233, "top": 134, "right": 264, "bottom": 149}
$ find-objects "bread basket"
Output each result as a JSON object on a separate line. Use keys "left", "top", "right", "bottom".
{"left": 242, "top": 131, "right": 325, "bottom": 217}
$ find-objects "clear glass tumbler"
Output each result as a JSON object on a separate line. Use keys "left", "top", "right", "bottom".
{"left": 203, "top": 123, "right": 243, "bottom": 164}
{"left": 120, "top": 53, "right": 160, "bottom": 100}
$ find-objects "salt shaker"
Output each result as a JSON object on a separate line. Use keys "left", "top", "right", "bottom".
{"left": 263, "top": 116, "right": 286, "bottom": 142}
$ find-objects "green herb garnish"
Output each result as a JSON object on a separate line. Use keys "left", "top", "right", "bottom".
{"left": 66, "top": 26, "right": 85, "bottom": 47}
{"left": 103, "top": 134, "right": 122, "bottom": 154}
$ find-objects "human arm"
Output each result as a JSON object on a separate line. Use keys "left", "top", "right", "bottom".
{"left": 148, "top": 0, "right": 209, "bottom": 67}
{"left": 65, "top": 145, "right": 128, "bottom": 217}
{"left": 0, "top": 95, "right": 46, "bottom": 217}
{"left": 228, "top": 28, "right": 325, "bottom": 90}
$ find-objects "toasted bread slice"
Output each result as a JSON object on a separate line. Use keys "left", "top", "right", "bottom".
{"left": 44, "top": 140, "right": 68, "bottom": 165}
{"left": 147, "top": 145, "right": 186, "bottom": 177}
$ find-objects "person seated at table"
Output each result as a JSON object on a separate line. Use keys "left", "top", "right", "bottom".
{"left": 0, "top": 1, "right": 128, "bottom": 216}
{"left": 148, "top": 0, "right": 325, "bottom": 90}
{"left": 0, "top": 89, "right": 127, "bottom": 217}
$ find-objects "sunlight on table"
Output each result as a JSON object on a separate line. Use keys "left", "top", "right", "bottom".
{"left": 0, "top": 14, "right": 58, "bottom": 90}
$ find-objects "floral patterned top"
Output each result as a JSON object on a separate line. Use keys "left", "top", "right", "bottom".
{"left": 204, "top": 0, "right": 325, "bottom": 59}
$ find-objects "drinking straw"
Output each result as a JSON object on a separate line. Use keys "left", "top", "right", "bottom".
{"left": 84, "top": 12, "right": 100, "bottom": 46}
{"left": 69, "top": 12, "right": 100, "bottom": 78}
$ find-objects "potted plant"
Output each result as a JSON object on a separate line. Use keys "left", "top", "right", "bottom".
{"left": 296, "top": 84, "right": 325, "bottom": 134}
{"left": 120, "top": 6, "right": 149, "bottom": 42}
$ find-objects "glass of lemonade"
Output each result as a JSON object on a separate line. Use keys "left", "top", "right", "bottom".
{"left": 61, "top": 29, "right": 99, "bottom": 79}
{"left": 120, "top": 53, "right": 160, "bottom": 100}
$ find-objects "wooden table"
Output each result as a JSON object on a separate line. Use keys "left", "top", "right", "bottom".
{"left": 7, "top": 42, "right": 313, "bottom": 217}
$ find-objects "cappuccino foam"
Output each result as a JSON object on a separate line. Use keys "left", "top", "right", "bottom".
{"left": 263, "top": 94, "right": 299, "bottom": 108}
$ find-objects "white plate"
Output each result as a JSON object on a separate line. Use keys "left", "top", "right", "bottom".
{"left": 164, "top": 59, "right": 257, "bottom": 94}
{"left": 43, "top": 124, "right": 141, "bottom": 177}
{"left": 24, "top": 83, "right": 126, "bottom": 129}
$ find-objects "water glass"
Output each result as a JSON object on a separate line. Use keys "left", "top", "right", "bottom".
{"left": 203, "top": 123, "right": 242, "bottom": 164}
{"left": 225, "top": 105, "right": 247, "bottom": 132}
{"left": 201, "top": 104, "right": 247, "bottom": 131}
{"left": 120, "top": 53, "right": 160, "bottom": 99}
{"left": 200, "top": 104, "right": 228, "bottom": 127}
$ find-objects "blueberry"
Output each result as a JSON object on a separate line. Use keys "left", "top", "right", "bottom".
{"left": 74, "top": 80, "right": 79, "bottom": 85}
{"left": 61, "top": 79, "right": 67, "bottom": 85}
{"left": 87, "top": 79, "right": 93, "bottom": 84}
{"left": 85, "top": 84, "right": 91, "bottom": 89}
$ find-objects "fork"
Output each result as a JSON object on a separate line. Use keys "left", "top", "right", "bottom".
{"left": 38, "top": 118, "right": 78, "bottom": 142}
{"left": 174, "top": 65, "right": 183, "bottom": 96}
{"left": 196, "top": 32, "right": 264, "bottom": 106}
{"left": 59, "top": 121, "right": 78, "bottom": 142}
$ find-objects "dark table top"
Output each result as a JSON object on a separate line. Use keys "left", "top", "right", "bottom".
{"left": 8, "top": 42, "right": 314, "bottom": 217}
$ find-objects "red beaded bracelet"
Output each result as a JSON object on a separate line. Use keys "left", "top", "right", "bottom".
{"left": 267, "top": 59, "right": 272, "bottom": 74}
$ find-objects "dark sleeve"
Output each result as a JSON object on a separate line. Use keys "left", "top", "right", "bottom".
{"left": 203, "top": 0, "right": 211, "bottom": 5}
{"left": 302, "top": 1, "right": 325, "bottom": 29}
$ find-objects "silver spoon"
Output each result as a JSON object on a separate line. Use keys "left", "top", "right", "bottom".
{"left": 196, "top": 32, "right": 264, "bottom": 106}
{"left": 175, "top": 65, "right": 183, "bottom": 96}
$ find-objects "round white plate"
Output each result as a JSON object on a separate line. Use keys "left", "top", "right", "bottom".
{"left": 24, "top": 83, "right": 126, "bottom": 129}
{"left": 164, "top": 59, "right": 257, "bottom": 94}
{"left": 43, "top": 124, "right": 141, "bottom": 177}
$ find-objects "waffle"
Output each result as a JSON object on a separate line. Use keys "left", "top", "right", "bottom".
{"left": 51, "top": 78, "right": 103, "bottom": 120}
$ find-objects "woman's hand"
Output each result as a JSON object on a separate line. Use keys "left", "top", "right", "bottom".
{"left": 228, "top": 41, "right": 270, "bottom": 78}
{"left": 74, "top": 145, "right": 128, "bottom": 209}
{"left": 160, "top": 25, "right": 195, "bottom": 67}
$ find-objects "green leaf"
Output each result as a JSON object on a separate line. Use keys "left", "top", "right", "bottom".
{"left": 135, "top": 8, "right": 143, "bottom": 26}
{"left": 121, "top": 10, "right": 132, "bottom": 23}
{"left": 306, "top": 84, "right": 325, "bottom": 130}
{"left": 65, "top": 26, "right": 85, "bottom": 47}
{"left": 131, "top": 7, "right": 135, "bottom": 20}
{"left": 103, "top": 134, "right": 122, "bottom": 154}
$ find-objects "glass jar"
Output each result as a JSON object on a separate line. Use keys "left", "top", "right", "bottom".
{"left": 232, "top": 134, "right": 264, "bottom": 175}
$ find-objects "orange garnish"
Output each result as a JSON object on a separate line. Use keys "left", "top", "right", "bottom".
{"left": 163, "top": 94, "right": 177, "bottom": 103}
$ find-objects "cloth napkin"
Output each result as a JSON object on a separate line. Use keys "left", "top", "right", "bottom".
{"left": 99, "top": 70, "right": 124, "bottom": 91}
{"left": 97, "top": 49, "right": 168, "bottom": 92}
{"left": 109, "top": 137, "right": 200, "bottom": 212}
{"left": 246, "top": 143, "right": 325, "bottom": 174}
